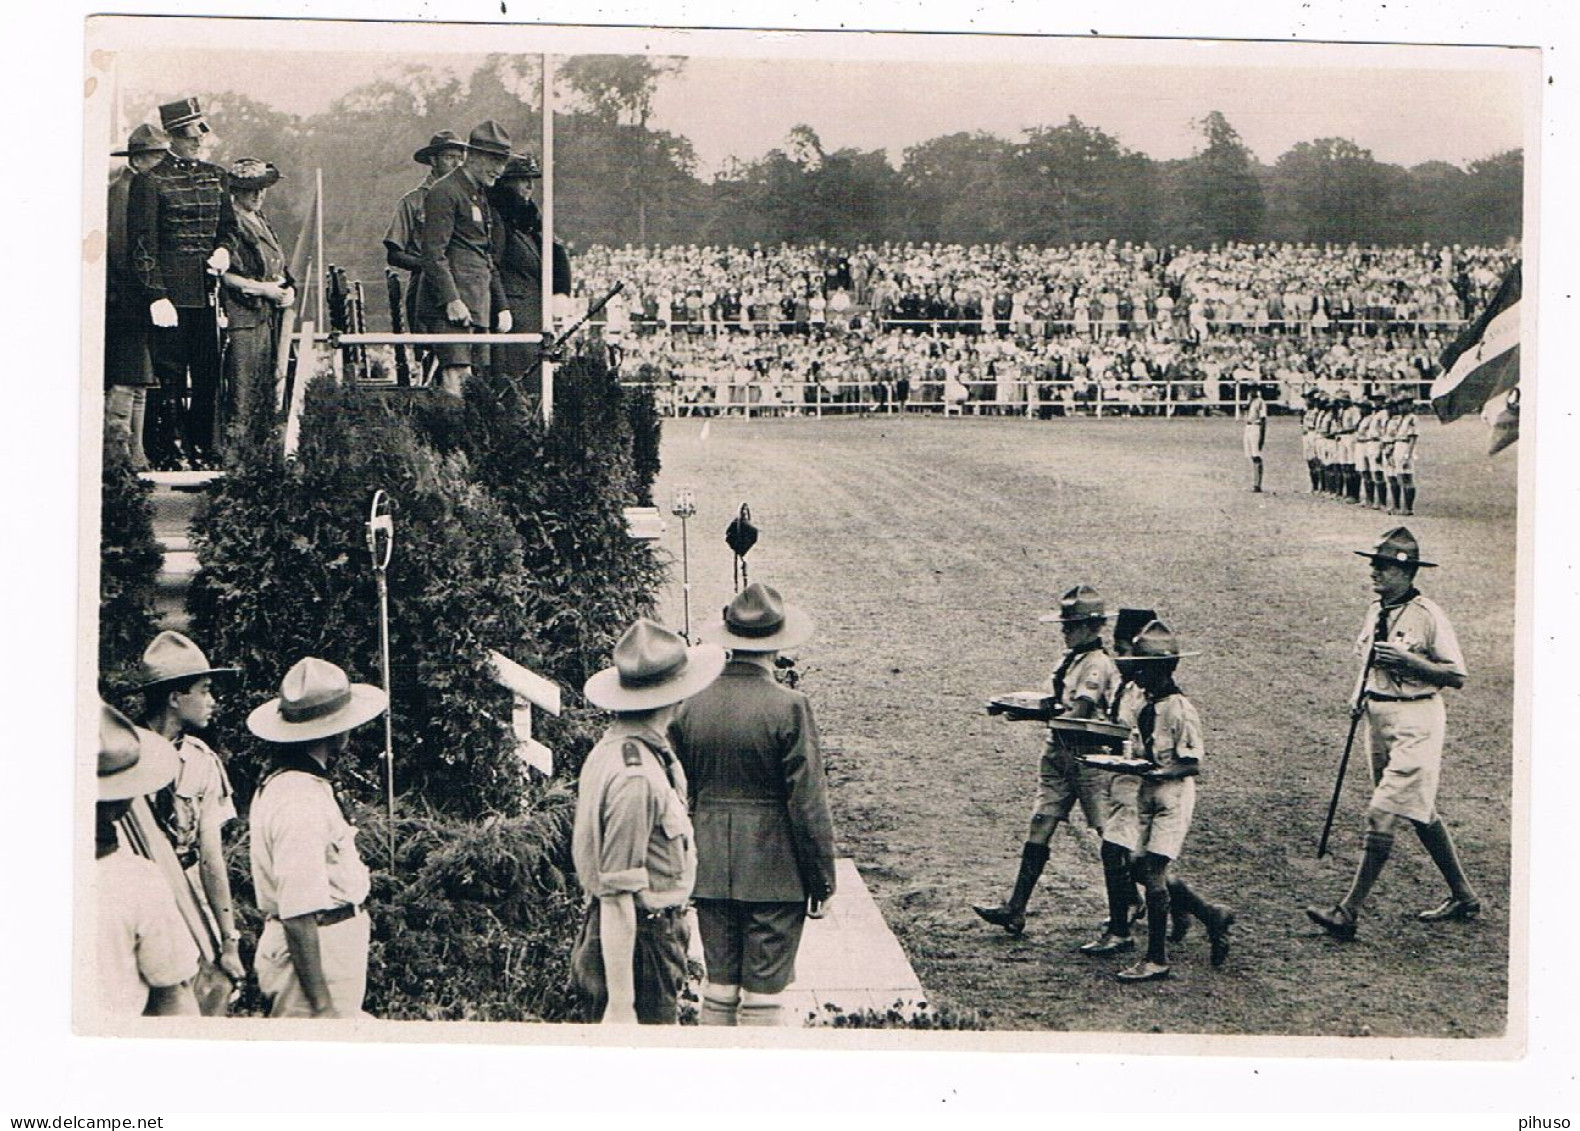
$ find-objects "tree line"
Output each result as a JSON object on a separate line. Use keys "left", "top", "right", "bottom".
{"left": 125, "top": 56, "right": 1521, "bottom": 326}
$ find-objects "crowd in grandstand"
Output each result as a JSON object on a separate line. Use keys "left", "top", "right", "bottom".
{"left": 569, "top": 239, "right": 1518, "bottom": 415}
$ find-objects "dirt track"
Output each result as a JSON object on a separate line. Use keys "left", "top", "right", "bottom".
{"left": 651, "top": 412, "right": 1517, "bottom": 1037}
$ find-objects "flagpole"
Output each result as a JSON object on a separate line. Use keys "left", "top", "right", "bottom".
{"left": 315, "top": 167, "right": 327, "bottom": 331}
{"left": 541, "top": 54, "right": 555, "bottom": 425}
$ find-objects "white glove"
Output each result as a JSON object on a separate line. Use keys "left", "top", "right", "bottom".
{"left": 496, "top": 308, "right": 513, "bottom": 334}
{"left": 445, "top": 299, "right": 471, "bottom": 326}
{"left": 278, "top": 285, "right": 296, "bottom": 309}
{"left": 206, "top": 247, "right": 231, "bottom": 275}
{"left": 150, "top": 298, "right": 179, "bottom": 328}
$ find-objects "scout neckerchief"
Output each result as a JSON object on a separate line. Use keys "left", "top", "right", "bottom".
{"left": 1372, "top": 586, "right": 1421, "bottom": 648}
{"left": 257, "top": 748, "right": 354, "bottom": 825}
{"left": 1051, "top": 638, "right": 1104, "bottom": 706}
{"left": 1137, "top": 678, "right": 1184, "bottom": 762}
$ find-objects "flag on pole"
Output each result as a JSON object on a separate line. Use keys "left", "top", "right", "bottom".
{"left": 1431, "top": 263, "right": 1522, "bottom": 452}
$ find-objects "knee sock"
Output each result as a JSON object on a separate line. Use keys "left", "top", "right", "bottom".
{"left": 1363, "top": 473, "right": 1375, "bottom": 506}
{"left": 1415, "top": 818, "right": 1477, "bottom": 902}
{"left": 1341, "top": 830, "right": 1394, "bottom": 915}
{"left": 1308, "top": 461, "right": 1321, "bottom": 492}
{"left": 1402, "top": 478, "right": 1416, "bottom": 514}
{"left": 1145, "top": 886, "right": 1171, "bottom": 965}
{"left": 700, "top": 983, "right": 740, "bottom": 1026}
{"left": 738, "top": 991, "right": 784, "bottom": 1027}
{"left": 1008, "top": 840, "right": 1051, "bottom": 912}
{"left": 1166, "top": 877, "right": 1210, "bottom": 924}
{"left": 1252, "top": 458, "right": 1263, "bottom": 491}
{"left": 1374, "top": 473, "right": 1387, "bottom": 507}
{"left": 1101, "top": 841, "right": 1134, "bottom": 935}
{"left": 1388, "top": 478, "right": 1402, "bottom": 511}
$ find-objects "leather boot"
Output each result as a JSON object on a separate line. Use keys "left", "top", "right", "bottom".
{"left": 973, "top": 841, "right": 1049, "bottom": 935}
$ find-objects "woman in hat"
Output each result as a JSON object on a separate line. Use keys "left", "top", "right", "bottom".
{"left": 669, "top": 584, "right": 836, "bottom": 1027}
{"left": 487, "top": 154, "right": 571, "bottom": 388}
{"left": 218, "top": 158, "right": 294, "bottom": 453}
{"left": 136, "top": 630, "right": 246, "bottom": 998}
{"left": 573, "top": 619, "right": 725, "bottom": 1024}
{"left": 1306, "top": 529, "right": 1478, "bottom": 943}
{"left": 246, "top": 657, "right": 388, "bottom": 1018}
{"left": 95, "top": 702, "right": 200, "bottom": 1017}
{"left": 105, "top": 124, "right": 171, "bottom": 471}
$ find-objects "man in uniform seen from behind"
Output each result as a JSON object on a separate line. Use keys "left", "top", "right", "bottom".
{"left": 416, "top": 120, "right": 514, "bottom": 396}
{"left": 95, "top": 702, "right": 199, "bottom": 1017}
{"left": 127, "top": 96, "right": 234, "bottom": 468}
{"left": 671, "top": 583, "right": 838, "bottom": 1027}
{"left": 105, "top": 123, "right": 170, "bottom": 470}
{"left": 573, "top": 620, "right": 725, "bottom": 1024}
{"left": 247, "top": 657, "right": 388, "bottom": 1018}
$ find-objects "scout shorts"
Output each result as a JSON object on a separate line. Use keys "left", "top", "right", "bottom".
{"left": 1365, "top": 695, "right": 1444, "bottom": 825}
{"left": 571, "top": 899, "right": 690, "bottom": 1024}
{"left": 1035, "top": 740, "right": 1111, "bottom": 830}
{"left": 1132, "top": 776, "right": 1196, "bottom": 861}
{"left": 255, "top": 911, "right": 371, "bottom": 1019}
{"left": 1100, "top": 773, "right": 1143, "bottom": 852}
{"left": 694, "top": 898, "right": 807, "bottom": 994}
{"left": 1243, "top": 422, "right": 1266, "bottom": 459}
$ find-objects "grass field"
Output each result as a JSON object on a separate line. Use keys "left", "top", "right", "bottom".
{"left": 648, "top": 412, "right": 1518, "bottom": 1039}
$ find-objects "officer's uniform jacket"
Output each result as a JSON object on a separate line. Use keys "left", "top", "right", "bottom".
{"left": 127, "top": 153, "right": 234, "bottom": 309}
{"left": 670, "top": 661, "right": 838, "bottom": 904}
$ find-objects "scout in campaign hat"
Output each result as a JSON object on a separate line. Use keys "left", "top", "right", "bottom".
{"left": 99, "top": 701, "right": 180, "bottom": 800}
{"left": 159, "top": 96, "right": 211, "bottom": 138}
{"left": 112, "top": 123, "right": 170, "bottom": 158}
{"left": 1038, "top": 584, "right": 1116, "bottom": 624}
{"left": 413, "top": 129, "right": 466, "bottom": 165}
{"left": 246, "top": 657, "right": 389, "bottom": 743}
{"left": 138, "top": 631, "right": 239, "bottom": 692}
{"left": 696, "top": 582, "right": 815, "bottom": 653}
{"left": 1122, "top": 620, "right": 1203, "bottom": 662}
{"left": 1354, "top": 526, "right": 1436, "bottom": 569}
{"left": 583, "top": 619, "right": 726, "bottom": 712}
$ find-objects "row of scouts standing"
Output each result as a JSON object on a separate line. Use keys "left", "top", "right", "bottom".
{"left": 93, "top": 583, "right": 836, "bottom": 1025}
{"left": 105, "top": 103, "right": 571, "bottom": 471}
{"left": 1301, "top": 390, "right": 1420, "bottom": 514}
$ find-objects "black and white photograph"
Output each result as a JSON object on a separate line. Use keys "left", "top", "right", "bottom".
{"left": 17, "top": 0, "right": 1578, "bottom": 1117}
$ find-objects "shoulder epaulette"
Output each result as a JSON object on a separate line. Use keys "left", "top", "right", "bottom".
{"left": 621, "top": 739, "right": 644, "bottom": 767}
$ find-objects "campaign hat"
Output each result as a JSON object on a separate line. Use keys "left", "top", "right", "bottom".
{"left": 413, "top": 129, "right": 466, "bottom": 165}
{"left": 697, "top": 583, "right": 814, "bottom": 653}
{"left": 227, "top": 158, "right": 281, "bottom": 191}
{"left": 584, "top": 619, "right": 726, "bottom": 712}
{"left": 1354, "top": 526, "right": 1437, "bottom": 569}
{"left": 158, "top": 96, "right": 211, "bottom": 138}
{"left": 1038, "top": 584, "right": 1114, "bottom": 625}
{"left": 247, "top": 657, "right": 389, "bottom": 743}
{"left": 111, "top": 123, "right": 170, "bottom": 157}
{"left": 138, "top": 631, "right": 239, "bottom": 692}
{"left": 1124, "top": 620, "right": 1201, "bottom": 662}
{"left": 464, "top": 119, "right": 519, "bottom": 158}
{"left": 98, "top": 702, "right": 180, "bottom": 801}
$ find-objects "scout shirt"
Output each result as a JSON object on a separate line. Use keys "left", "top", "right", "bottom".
{"left": 151, "top": 734, "right": 236, "bottom": 870}
{"left": 572, "top": 720, "right": 696, "bottom": 912}
{"left": 1136, "top": 687, "right": 1205, "bottom": 771}
{"left": 1048, "top": 640, "right": 1122, "bottom": 721}
{"left": 97, "top": 845, "right": 200, "bottom": 1016}
{"left": 1355, "top": 591, "right": 1467, "bottom": 700}
{"left": 383, "top": 174, "right": 438, "bottom": 271}
{"left": 249, "top": 764, "right": 370, "bottom": 922}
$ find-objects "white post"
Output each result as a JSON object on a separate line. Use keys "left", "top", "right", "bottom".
{"left": 541, "top": 55, "right": 556, "bottom": 424}
{"left": 314, "top": 168, "right": 326, "bottom": 330}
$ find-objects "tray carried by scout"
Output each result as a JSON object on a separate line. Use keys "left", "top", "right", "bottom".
{"left": 985, "top": 691, "right": 1057, "bottom": 721}
{"left": 1078, "top": 751, "right": 1155, "bottom": 774}
{"left": 1048, "top": 716, "right": 1132, "bottom": 748}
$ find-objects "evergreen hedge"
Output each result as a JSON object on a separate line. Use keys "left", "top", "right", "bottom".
{"left": 98, "top": 439, "right": 163, "bottom": 693}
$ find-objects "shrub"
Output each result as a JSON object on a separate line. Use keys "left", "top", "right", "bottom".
{"left": 98, "top": 439, "right": 163, "bottom": 693}
{"left": 187, "top": 377, "right": 541, "bottom": 815}
{"left": 805, "top": 999, "right": 988, "bottom": 1030}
